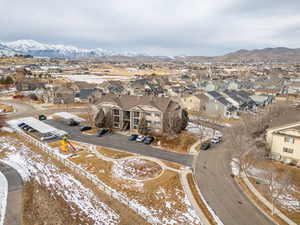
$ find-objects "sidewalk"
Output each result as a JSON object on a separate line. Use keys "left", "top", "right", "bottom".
{"left": 0, "top": 172, "right": 8, "bottom": 225}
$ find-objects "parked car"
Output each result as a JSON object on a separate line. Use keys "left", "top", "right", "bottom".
{"left": 80, "top": 126, "right": 92, "bottom": 132}
{"left": 143, "top": 136, "right": 154, "bottom": 145}
{"left": 211, "top": 136, "right": 221, "bottom": 144}
{"left": 38, "top": 115, "right": 47, "bottom": 120}
{"left": 41, "top": 133, "right": 56, "bottom": 141}
{"left": 68, "top": 119, "right": 80, "bottom": 126}
{"left": 136, "top": 135, "right": 145, "bottom": 143}
{"left": 27, "top": 127, "right": 36, "bottom": 132}
{"left": 128, "top": 134, "right": 138, "bottom": 141}
{"left": 200, "top": 143, "right": 210, "bottom": 150}
{"left": 17, "top": 122, "right": 26, "bottom": 128}
{"left": 96, "top": 128, "right": 111, "bottom": 137}
{"left": 21, "top": 125, "right": 29, "bottom": 129}
{"left": 23, "top": 125, "right": 32, "bottom": 131}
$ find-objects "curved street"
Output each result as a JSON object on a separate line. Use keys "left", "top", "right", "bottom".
{"left": 0, "top": 162, "right": 23, "bottom": 225}
{"left": 194, "top": 144, "right": 274, "bottom": 225}
{"left": 3, "top": 99, "right": 275, "bottom": 224}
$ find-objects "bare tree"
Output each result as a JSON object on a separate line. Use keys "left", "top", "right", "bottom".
{"left": 226, "top": 124, "right": 265, "bottom": 177}
{"left": 263, "top": 167, "right": 293, "bottom": 215}
{"left": 86, "top": 105, "right": 95, "bottom": 126}
{"left": 0, "top": 113, "right": 6, "bottom": 129}
{"left": 103, "top": 110, "right": 113, "bottom": 128}
{"left": 165, "top": 109, "right": 187, "bottom": 135}
{"left": 138, "top": 116, "right": 148, "bottom": 135}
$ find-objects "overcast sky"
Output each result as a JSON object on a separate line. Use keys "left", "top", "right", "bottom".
{"left": 1, "top": 0, "right": 300, "bottom": 56}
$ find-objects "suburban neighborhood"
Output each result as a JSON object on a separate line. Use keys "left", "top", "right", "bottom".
{"left": 1, "top": 1, "right": 300, "bottom": 224}
{"left": 0, "top": 51, "right": 300, "bottom": 225}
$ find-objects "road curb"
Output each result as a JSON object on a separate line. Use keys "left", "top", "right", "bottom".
{"left": 0, "top": 172, "right": 8, "bottom": 225}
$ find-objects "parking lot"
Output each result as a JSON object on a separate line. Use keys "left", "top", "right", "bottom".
{"left": 44, "top": 119, "right": 194, "bottom": 167}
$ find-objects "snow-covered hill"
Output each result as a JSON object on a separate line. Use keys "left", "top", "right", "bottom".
{"left": 0, "top": 40, "right": 141, "bottom": 58}
{"left": 0, "top": 43, "right": 20, "bottom": 56}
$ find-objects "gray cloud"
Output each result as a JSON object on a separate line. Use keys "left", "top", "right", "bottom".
{"left": 0, "top": 0, "right": 299, "bottom": 55}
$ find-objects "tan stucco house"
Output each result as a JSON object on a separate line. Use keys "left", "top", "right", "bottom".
{"left": 89, "top": 94, "right": 188, "bottom": 135}
{"left": 266, "top": 122, "right": 300, "bottom": 165}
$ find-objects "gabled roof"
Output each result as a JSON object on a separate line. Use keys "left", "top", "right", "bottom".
{"left": 95, "top": 94, "right": 177, "bottom": 113}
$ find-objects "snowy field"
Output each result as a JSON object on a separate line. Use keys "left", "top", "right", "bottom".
{"left": 0, "top": 136, "right": 120, "bottom": 225}
{"left": 187, "top": 122, "right": 222, "bottom": 139}
{"left": 69, "top": 149, "right": 203, "bottom": 224}
{"left": 247, "top": 166, "right": 300, "bottom": 212}
{"left": 54, "top": 74, "right": 133, "bottom": 84}
{"left": 231, "top": 158, "right": 300, "bottom": 213}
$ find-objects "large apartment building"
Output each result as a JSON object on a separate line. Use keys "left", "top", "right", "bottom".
{"left": 266, "top": 122, "right": 300, "bottom": 165}
{"left": 90, "top": 94, "right": 187, "bottom": 135}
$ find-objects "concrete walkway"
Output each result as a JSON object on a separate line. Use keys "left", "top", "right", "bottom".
{"left": 0, "top": 172, "right": 8, "bottom": 225}
{"left": 179, "top": 168, "right": 211, "bottom": 225}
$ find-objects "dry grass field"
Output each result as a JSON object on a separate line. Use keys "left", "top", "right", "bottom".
{"left": 152, "top": 131, "right": 197, "bottom": 153}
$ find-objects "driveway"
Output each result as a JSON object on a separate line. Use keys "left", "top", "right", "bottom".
{"left": 0, "top": 162, "right": 23, "bottom": 225}
{"left": 194, "top": 144, "right": 274, "bottom": 225}
{"left": 44, "top": 119, "right": 194, "bottom": 167}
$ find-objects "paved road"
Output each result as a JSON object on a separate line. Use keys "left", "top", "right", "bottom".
{"left": 45, "top": 119, "right": 194, "bottom": 167}
{"left": 0, "top": 162, "right": 23, "bottom": 225}
{"left": 194, "top": 144, "right": 274, "bottom": 225}
{"left": 0, "top": 99, "right": 87, "bottom": 120}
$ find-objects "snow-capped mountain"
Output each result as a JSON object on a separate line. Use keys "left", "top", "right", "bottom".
{"left": 0, "top": 43, "right": 21, "bottom": 56}
{"left": 0, "top": 40, "right": 141, "bottom": 58}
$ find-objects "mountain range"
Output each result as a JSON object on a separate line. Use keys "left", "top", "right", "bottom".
{"left": 0, "top": 40, "right": 141, "bottom": 58}
{"left": 1, "top": 40, "right": 300, "bottom": 63}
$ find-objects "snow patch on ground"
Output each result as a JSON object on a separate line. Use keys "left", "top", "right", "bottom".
{"left": 231, "top": 158, "right": 300, "bottom": 213}
{"left": 112, "top": 158, "right": 162, "bottom": 181}
{"left": 0, "top": 171, "right": 8, "bottom": 225}
{"left": 0, "top": 136, "right": 120, "bottom": 225}
{"left": 230, "top": 158, "right": 240, "bottom": 176}
{"left": 187, "top": 122, "right": 222, "bottom": 139}
{"left": 55, "top": 74, "right": 133, "bottom": 84}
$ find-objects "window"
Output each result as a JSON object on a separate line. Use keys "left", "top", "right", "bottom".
{"left": 134, "top": 119, "right": 139, "bottom": 125}
{"left": 154, "top": 112, "right": 161, "bottom": 118}
{"left": 113, "top": 109, "right": 119, "bottom": 115}
{"left": 284, "top": 136, "right": 294, "bottom": 144}
{"left": 146, "top": 120, "right": 151, "bottom": 126}
{"left": 153, "top": 121, "right": 161, "bottom": 126}
{"left": 145, "top": 112, "right": 152, "bottom": 116}
{"left": 133, "top": 111, "right": 140, "bottom": 118}
{"left": 283, "top": 147, "right": 294, "bottom": 154}
{"left": 113, "top": 122, "right": 120, "bottom": 128}
{"left": 114, "top": 116, "right": 120, "bottom": 122}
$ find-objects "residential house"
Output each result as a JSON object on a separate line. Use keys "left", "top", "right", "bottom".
{"left": 222, "top": 90, "right": 256, "bottom": 111}
{"left": 204, "top": 91, "right": 238, "bottom": 119}
{"left": 75, "top": 88, "right": 102, "bottom": 102}
{"left": 90, "top": 94, "right": 187, "bottom": 135}
{"left": 99, "top": 80, "right": 125, "bottom": 95}
{"left": 181, "top": 94, "right": 208, "bottom": 112}
{"left": 287, "top": 82, "right": 300, "bottom": 95}
{"left": 250, "top": 95, "right": 274, "bottom": 106}
{"left": 41, "top": 84, "right": 75, "bottom": 104}
{"left": 16, "top": 80, "right": 46, "bottom": 91}
{"left": 266, "top": 122, "right": 300, "bottom": 165}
